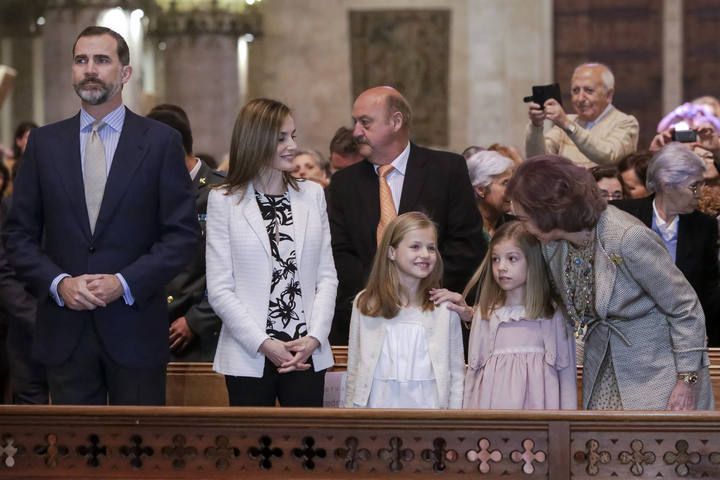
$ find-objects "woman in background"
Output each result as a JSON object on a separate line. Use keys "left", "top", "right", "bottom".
{"left": 465, "top": 150, "right": 515, "bottom": 240}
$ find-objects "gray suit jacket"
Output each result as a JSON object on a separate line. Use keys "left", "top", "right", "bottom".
{"left": 543, "top": 206, "right": 714, "bottom": 410}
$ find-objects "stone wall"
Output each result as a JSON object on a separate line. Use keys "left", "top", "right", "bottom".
{"left": 247, "top": 0, "right": 552, "bottom": 158}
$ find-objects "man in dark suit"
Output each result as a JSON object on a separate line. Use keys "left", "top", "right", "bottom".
{"left": 147, "top": 106, "right": 224, "bottom": 362}
{"left": 0, "top": 200, "right": 48, "bottom": 404}
{"left": 2, "top": 26, "right": 197, "bottom": 405}
{"left": 327, "top": 86, "right": 486, "bottom": 344}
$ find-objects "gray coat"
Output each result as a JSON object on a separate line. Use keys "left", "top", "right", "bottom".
{"left": 543, "top": 206, "right": 714, "bottom": 410}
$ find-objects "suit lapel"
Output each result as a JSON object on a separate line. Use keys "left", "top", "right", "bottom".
{"left": 289, "top": 186, "right": 308, "bottom": 264}
{"left": 55, "top": 114, "right": 92, "bottom": 240}
{"left": 398, "top": 143, "right": 426, "bottom": 214}
{"left": 243, "top": 183, "right": 272, "bottom": 258}
{"left": 676, "top": 214, "right": 692, "bottom": 270}
{"left": 355, "top": 161, "right": 380, "bottom": 257}
{"left": 637, "top": 196, "right": 654, "bottom": 227}
{"left": 593, "top": 210, "right": 617, "bottom": 320}
{"left": 193, "top": 160, "right": 213, "bottom": 195}
{"left": 93, "top": 109, "right": 149, "bottom": 238}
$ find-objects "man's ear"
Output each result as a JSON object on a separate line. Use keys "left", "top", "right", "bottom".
{"left": 120, "top": 65, "right": 133, "bottom": 84}
{"left": 390, "top": 111, "right": 403, "bottom": 132}
{"left": 605, "top": 87, "right": 614, "bottom": 103}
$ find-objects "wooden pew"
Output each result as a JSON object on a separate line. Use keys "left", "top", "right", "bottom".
{"left": 166, "top": 347, "right": 720, "bottom": 408}
{"left": 0, "top": 406, "right": 719, "bottom": 479}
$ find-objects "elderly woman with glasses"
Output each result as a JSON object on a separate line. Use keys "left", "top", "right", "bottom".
{"left": 465, "top": 150, "right": 515, "bottom": 240}
{"left": 614, "top": 143, "right": 720, "bottom": 346}
{"left": 508, "top": 153, "right": 714, "bottom": 410}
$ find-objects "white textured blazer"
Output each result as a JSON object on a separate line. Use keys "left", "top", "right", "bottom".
{"left": 344, "top": 298, "right": 465, "bottom": 409}
{"left": 206, "top": 180, "right": 338, "bottom": 377}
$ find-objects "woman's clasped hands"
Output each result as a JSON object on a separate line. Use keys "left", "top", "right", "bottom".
{"left": 259, "top": 336, "right": 320, "bottom": 373}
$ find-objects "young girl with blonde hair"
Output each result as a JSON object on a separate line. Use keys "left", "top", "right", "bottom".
{"left": 344, "top": 212, "right": 465, "bottom": 409}
{"left": 431, "top": 221, "right": 576, "bottom": 409}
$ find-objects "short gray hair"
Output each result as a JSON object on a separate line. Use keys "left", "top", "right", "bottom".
{"left": 294, "top": 148, "right": 331, "bottom": 177}
{"left": 574, "top": 63, "right": 615, "bottom": 91}
{"left": 646, "top": 142, "right": 706, "bottom": 193}
{"left": 466, "top": 150, "right": 513, "bottom": 189}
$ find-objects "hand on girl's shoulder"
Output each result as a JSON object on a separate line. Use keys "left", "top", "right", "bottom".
{"left": 428, "top": 288, "right": 473, "bottom": 323}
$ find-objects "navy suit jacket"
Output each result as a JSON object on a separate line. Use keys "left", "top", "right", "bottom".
{"left": 2, "top": 108, "right": 199, "bottom": 368}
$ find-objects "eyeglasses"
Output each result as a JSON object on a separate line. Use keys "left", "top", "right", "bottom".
{"left": 688, "top": 181, "right": 706, "bottom": 197}
{"left": 600, "top": 191, "right": 623, "bottom": 200}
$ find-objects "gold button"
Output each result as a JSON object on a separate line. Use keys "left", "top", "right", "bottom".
{"left": 167, "top": 295, "right": 174, "bottom": 304}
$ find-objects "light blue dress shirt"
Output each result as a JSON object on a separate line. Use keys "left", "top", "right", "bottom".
{"left": 50, "top": 104, "right": 134, "bottom": 306}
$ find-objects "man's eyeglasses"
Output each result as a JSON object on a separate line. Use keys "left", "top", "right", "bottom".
{"left": 600, "top": 191, "right": 623, "bottom": 200}
{"left": 688, "top": 181, "right": 706, "bottom": 197}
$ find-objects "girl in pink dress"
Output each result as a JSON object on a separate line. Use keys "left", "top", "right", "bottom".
{"left": 432, "top": 221, "right": 577, "bottom": 409}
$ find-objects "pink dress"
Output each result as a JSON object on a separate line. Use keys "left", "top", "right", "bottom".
{"left": 463, "top": 305, "right": 577, "bottom": 410}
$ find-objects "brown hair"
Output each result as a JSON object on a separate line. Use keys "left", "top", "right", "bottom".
{"left": 463, "top": 221, "right": 555, "bottom": 320}
{"left": 223, "top": 98, "right": 298, "bottom": 194}
{"left": 618, "top": 151, "right": 651, "bottom": 192}
{"left": 507, "top": 155, "right": 607, "bottom": 233}
{"left": 329, "top": 126, "right": 358, "bottom": 155}
{"left": 488, "top": 143, "right": 524, "bottom": 165}
{"left": 74, "top": 26, "right": 130, "bottom": 66}
{"left": 357, "top": 212, "right": 443, "bottom": 318}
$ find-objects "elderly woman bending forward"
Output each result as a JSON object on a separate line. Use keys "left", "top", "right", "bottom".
{"left": 508, "top": 155, "right": 713, "bottom": 410}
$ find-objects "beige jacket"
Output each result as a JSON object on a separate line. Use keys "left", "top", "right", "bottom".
{"left": 525, "top": 105, "right": 639, "bottom": 168}
{"left": 543, "top": 206, "right": 714, "bottom": 410}
{"left": 344, "top": 299, "right": 465, "bottom": 408}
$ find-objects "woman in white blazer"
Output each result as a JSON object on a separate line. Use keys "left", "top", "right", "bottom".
{"left": 206, "top": 98, "right": 337, "bottom": 406}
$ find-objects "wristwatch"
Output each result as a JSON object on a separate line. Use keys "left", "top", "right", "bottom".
{"left": 677, "top": 372, "right": 699, "bottom": 384}
{"left": 563, "top": 122, "right": 578, "bottom": 135}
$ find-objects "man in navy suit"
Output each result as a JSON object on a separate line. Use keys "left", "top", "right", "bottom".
{"left": 2, "top": 26, "right": 198, "bottom": 405}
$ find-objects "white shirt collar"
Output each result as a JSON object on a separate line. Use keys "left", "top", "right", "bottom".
{"left": 80, "top": 104, "right": 125, "bottom": 133}
{"left": 652, "top": 198, "right": 679, "bottom": 240}
{"left": 584, "top": 104, "right": 614, "bottom": 130}
{"left": 189, "top": 157, "right": 201, "bottom": 180}
{"left": 373, "top": 142, "right": 411, "bottom": 176}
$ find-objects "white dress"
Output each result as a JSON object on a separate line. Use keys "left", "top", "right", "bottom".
{"left": 366, "top": 308, "right": 439, "bottom": 408}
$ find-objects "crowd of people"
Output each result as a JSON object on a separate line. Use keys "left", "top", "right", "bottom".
{"left": 0, "top": 26, "right": 717, "bottom": 412}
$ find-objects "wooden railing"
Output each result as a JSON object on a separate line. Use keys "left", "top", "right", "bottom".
{"left": 0, "top": 406, "right": 719, "bottom": 479}
{"left": 166, "top": 347, "right": 720, "bottom": 408}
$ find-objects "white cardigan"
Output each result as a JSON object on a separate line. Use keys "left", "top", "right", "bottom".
{"left": 206, "top": 180, "right": 337, "bottom": 377}
{"left": 344, "top": 299, "right": 465, "bottom": 408}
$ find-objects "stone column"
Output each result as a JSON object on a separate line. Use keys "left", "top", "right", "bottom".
{"left": 0, "top": 2, "right": 42, "bottom": 145}
{"left": 148, "top": 7, "right": 261, "bottom": 161}
{"left": 42, "top": 3, "right": 104, "bottom": 123}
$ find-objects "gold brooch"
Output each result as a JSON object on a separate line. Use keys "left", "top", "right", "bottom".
{"left": 609, "top": 253, "right": 623, "bottom": 265}
{"left": 199, "top": 177, "right": 207, "bottom": 185}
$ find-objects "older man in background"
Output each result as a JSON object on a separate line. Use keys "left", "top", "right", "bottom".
{"left": 525, "top": 63, "right": 639, "bottom": 168}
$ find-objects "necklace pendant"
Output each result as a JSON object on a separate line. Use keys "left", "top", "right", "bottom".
{"left": 575, "top": 323, "right": 586, "bottom": 339}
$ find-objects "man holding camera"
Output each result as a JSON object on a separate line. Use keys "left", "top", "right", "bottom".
{"left": 525, "top": 63, "right": 639, "bottom": 168}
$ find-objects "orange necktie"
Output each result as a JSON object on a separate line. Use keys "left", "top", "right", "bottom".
{"left": 376, "top": 164, "right": 397, "bottom": 245}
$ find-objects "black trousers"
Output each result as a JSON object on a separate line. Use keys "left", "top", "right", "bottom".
{"left": 225, "top": 358, "right": 325, "bottom": 407}
{"left": 46, "top": 320, "right": 165, "bottom": 405}
{"left": 7, "top": 318, "right": 48, "bottom": 404}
